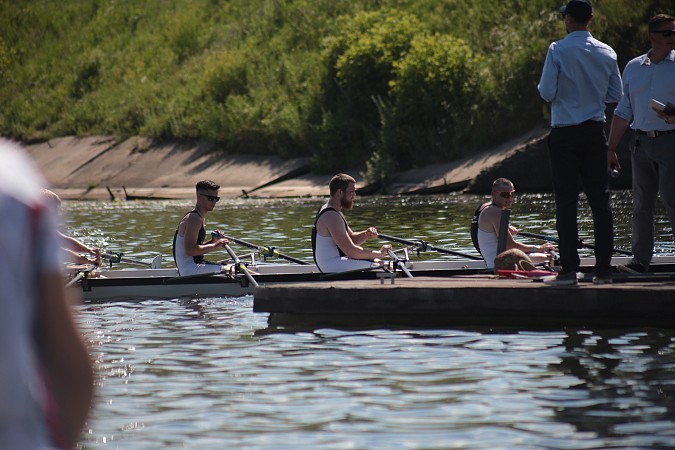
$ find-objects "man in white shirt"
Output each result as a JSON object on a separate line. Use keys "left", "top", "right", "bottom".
{"left": 607, "top": 14, "right": 675, "bottom": 274}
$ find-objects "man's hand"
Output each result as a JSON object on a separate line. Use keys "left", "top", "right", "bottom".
{"left": 365, "top": 227, "right": 378, "bottom": 239}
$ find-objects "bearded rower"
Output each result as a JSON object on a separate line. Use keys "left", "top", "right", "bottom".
{"left": 311, "top": 173, "right": 391, "bottom": 273}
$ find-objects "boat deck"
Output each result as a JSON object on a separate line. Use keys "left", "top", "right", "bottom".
{"left": 253, "top": 274, "right": 675, "bottom": 328}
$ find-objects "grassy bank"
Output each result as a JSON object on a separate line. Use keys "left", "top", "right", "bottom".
{"left": 0, "top": 0, "right": 670, "bottom": 180}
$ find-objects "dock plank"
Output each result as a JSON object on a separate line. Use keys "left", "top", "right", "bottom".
{"left": 253, "top": 276, "right": 675, "bottom": 328}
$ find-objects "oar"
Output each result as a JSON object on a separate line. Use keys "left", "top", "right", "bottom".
{"left": 518, "top": 231, "right": 633, "bottom": 256}
{"left": 220, "top": 234, "right": 309, "bottom": 265}
{"left": 387, "top": 249, "right": 413, "bottom": 278}
{"left": 66, "top": 264, "right": 97, "bottom": 288}
{"left": 224, "top": 244, "right": 259, "bottom": 287}
{"left": 103, "top": 252, "right": 163, "bottom": 268}
{"left": 378, "top": 233, "right": 483, "bottom": 260}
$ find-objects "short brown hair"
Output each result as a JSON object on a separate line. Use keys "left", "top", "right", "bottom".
{"left": 329, "top": 173, "right": 356, "bottom": 196}
{"left": 649, "top": 14, "right": 675, "bottom": 32}
{"left": 196, "top": 180, "right": 220, "bottom": 192}
{"left": 491, "top": 178, "right": 513, "bottom": 192}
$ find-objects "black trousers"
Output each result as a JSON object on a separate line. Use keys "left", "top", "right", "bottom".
{"left": 547, "top": 120, "right": 613, "bottom": 277}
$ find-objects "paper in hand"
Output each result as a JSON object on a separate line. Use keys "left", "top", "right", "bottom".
{"left": 650, "top": 98, "right": 675, "bottom": 115}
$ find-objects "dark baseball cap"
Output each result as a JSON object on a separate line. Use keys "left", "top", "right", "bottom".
{"left": 559, "top": 0, "right": 593, "bottom": 22}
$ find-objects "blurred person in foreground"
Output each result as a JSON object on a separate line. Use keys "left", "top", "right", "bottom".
{"left": 311, "top": 173, "right": 391, "bottom": 272}
{"left": 538, "top": 0, "right": 623, "bottom": 285}
{"left": 0, "top": 139, "right": 94, "bottom": 449}
{"left": 607, "top": 13, "right": 675, "bottom": 274}
{"left": 42, "top": 188, "right": 102, "bottom": 266}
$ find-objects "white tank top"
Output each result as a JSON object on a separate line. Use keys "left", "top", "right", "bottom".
{"left": 314, "top": 232, "right": 375, "bottom": 273}
{"left": 477, "top": 227, "right": 499, "bottom": 269}
{"left": 174, "top": 233, "right": 222, "bottom": 276}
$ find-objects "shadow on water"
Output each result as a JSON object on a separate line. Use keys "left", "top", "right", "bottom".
{"left": 551, "top": 328, "right": 675, "bottom": 446}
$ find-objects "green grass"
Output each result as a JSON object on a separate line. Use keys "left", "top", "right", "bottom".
{"left": 0, "top": 0, "right": 671, "bottom": 180}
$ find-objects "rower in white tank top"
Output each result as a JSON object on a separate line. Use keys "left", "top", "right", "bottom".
{"left": 313, "top": 210, "right": 376, "bottom": 272}
{"left": 311, "top": 174, "right": 392, "bottom": 273}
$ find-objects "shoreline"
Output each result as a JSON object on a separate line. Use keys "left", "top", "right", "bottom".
{"left": 23, "top": 127, "right": 632, "bottom": 200}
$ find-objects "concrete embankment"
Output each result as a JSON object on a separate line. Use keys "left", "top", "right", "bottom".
{"left": 23, "top": 126, "right": 632, "bottom": 200}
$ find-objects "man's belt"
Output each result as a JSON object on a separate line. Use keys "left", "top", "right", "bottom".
{"left": 636, "top": 128, "right": 675, "bottom": 138}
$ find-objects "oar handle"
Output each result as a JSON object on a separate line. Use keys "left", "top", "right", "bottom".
{"left": 224, "top": 244, "right": 259, "bottom": 288}
{"left": 518, "top": 231, "right": 633, "bottom": 256}
{"left": 377, "top": 233, "right": 483, "bottom": 260}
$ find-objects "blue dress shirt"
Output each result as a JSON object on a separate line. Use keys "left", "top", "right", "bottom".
{"left": 613, "top": 50, "right": 675, "bottom": 132}
{"left": 538, "top": 31, "right": 623, "bottom": 127}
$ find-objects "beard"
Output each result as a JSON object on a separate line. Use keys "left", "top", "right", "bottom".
{"left": 341, "top": 197, "right": 353, "bottom": 210}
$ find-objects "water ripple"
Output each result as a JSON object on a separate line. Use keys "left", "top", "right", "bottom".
{"left": 66, "top": 196, "right": 675, "bottom": 449}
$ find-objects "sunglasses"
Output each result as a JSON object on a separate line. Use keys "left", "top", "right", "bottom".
{"left": 651, "top": 29, "right": 675, "bottom": 37}
{"left": 198, "top": 193, "right": 220, "bottom": 202}
{"left": 496, "top": 191, "right": 515, "bottom": 199}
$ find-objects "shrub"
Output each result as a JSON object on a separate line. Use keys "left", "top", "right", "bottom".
{"left": 386, "top": 33, "right": 484, "bottom": 165}
{"left": 313, "top": 9, "right": 421, "bottom": 171}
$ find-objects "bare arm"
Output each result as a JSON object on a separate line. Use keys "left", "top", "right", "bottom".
{"left": 479, "top": 207, "right": 553, "bottom": 254}
{"left": 181, "top": 214, "right": 227, "bottom": 257}
{"left": 349, "top": 226, "right": 378, "bottom": 246}
{"left": 319, "top": 211, "right": 389, "bottom": 259}
{"left": 59, "top": 232, "right": 101, "bottom": 265}
{"left": 59, "top": 233, "right": 95, "bottom": 254}
{"left": 607, "top": 115, "right": 630, "bottom": 171}
{"left": 61, "top": 248, "right": 97, "bottom": 265}
{"left": 40, "top": 273, "right": 94, "bottom": 447}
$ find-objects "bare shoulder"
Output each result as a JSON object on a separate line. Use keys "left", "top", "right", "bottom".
{"left": 181, "top": 211, "right": 203, "bottom": 227}
{"left": 480, "top": 203, "right": 500, "bottom": 219}
{"left": 478, "top": 204, "right": 501, "bottom": 227}
{"left": 316, "top": 208, "right": 344, "bottom": 232}
{"left": 317, "top": 208, "right": 341, "bottom": 224}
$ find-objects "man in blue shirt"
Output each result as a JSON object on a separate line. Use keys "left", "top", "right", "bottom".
{"left": 607, "top": 14, "right": 675, "bottom": 274}
{"left": 538, "top": 0, "right": 623, "bottom": 285}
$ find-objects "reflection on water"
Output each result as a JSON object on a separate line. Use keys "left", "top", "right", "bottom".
{"left": 65, "top": 194, "right": 675, "bottom": 449}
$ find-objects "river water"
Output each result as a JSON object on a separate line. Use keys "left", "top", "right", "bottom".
{"left": 66, "top": 192, "right": 675, "bottom": 449}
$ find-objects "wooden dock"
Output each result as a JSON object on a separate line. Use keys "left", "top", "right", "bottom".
{"left": 253, "top": 275, "right": 675, "bottom": 328}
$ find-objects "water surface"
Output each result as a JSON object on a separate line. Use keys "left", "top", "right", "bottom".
{"left": 66, "top": 193, "right": 675, "bottom": 449}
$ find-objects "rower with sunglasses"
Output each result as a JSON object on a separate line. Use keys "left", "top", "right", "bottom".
{"left": 471, "top": 178, "right": 554, "bottom": 270}
{"left": 173, "top": 179, "right": 230, "bottom": 276}
{"left": 607, "top": 13, "right": 675, "bottom": 275}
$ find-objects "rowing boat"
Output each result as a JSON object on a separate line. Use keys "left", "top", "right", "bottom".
{"left": 70, "top": 255, "right": 675, "bottom": 301}
{"left": 71, "top": 259, "right": 486, "bottom": 301}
